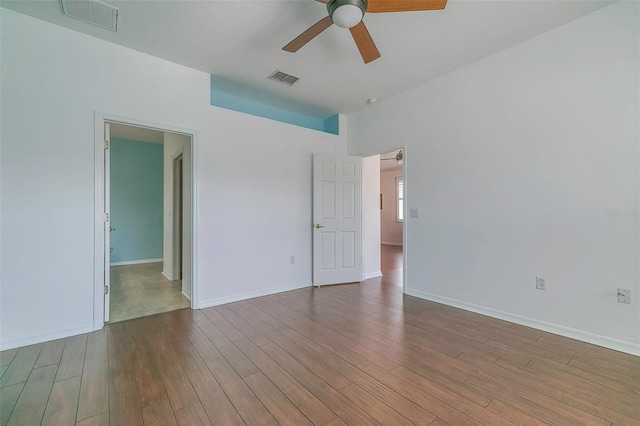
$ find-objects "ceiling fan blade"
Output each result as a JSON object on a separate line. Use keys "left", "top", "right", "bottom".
{"left": 367, "top": 0, "right": 447, "bottom": 13}
{"left": 283, "top": 16, "right": 333, "bottom": 52}
{"left": 349, "top": 21, "right": 381, "bottom": 64}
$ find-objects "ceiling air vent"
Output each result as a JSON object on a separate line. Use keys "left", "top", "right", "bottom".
{"left": 60, "top": 0, "right": 119, "bottom": 32}
{"left": 268, "top": 70, "right": 299, "bottom": 86}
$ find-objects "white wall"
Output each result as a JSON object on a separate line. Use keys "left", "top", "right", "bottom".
{"left": 380, "top": 168, "right": 404, "bottom": 246}
{"left": 362, "top": 155, "right": 382, "bottom": 279}
{"left": 349, "top": 2, "right": 640, "bottom": 355}
{"left": 0, "top": 8, "right": 347, "bottom": 349}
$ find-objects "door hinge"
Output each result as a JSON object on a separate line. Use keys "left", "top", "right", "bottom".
{"left": 104, "top": 212, "right": 109, "bottom": 222}
{"left": 104, "top": 140, "right": 109, "bottom": 149}
{"left": 104, "top": 285, "right": 109, "bottom": 295}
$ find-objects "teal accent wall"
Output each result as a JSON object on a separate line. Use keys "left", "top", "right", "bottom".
{"left": 210, "top": 75, "right": 339, "bottom": 135}
{"left": 110, "top": 138, "right": 164, "bottom": 263}
{"left": 323, "top": 114, "right": 340, "bottom": 135}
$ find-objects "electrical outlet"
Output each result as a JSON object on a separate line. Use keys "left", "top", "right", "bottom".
{"left": 290, "top": 256, "right": 295, "bottom": 265}
{"left": 536, "top": 276, "right": 546, "bottom": 290}
{"left": 617, "top": 288, "right": 631, "bottom": 304}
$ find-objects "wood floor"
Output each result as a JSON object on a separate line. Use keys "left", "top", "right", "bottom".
{"left": 2, "top": 245, "right": 639, "bottom": 425}
{"left": 109, "top": 262, "right": 190, "bottom": 323}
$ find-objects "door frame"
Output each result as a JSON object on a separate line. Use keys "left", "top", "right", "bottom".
{"left": 364, "top": 143, "right": 407, "bottom": 294}
{"left": 401, "top": 144, "right": 408, "bottom": 295}
{"left": 172, "top": 153, "right": 183, "bottom": 283}
{"left": 93, "top": 111, "right": 199, "bottom": 330}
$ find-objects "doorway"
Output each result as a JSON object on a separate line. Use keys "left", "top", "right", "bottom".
{"left": 94, "top": 114, "right": 196, "bottom": 328}
{"left": 377, "top": 149, "right": 406, "bottom": 287}
{"left": 173, "top": 155, "right": 183, "bottom": 282}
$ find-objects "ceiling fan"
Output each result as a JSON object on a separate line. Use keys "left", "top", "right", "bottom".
{"left": 283, "top": 0, "right": 447, "bottom": 64}
{"left": 381, "top": 150, "right": 404, "bottom": 164}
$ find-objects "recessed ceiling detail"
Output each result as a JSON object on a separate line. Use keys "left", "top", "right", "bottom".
{"left": 211, "top": 75, "right": 339, "bottom": 135}
{"left": 1, "top": 0, "right": 615, "bottom": 114}
{"left": 60, "top": 0, "right": 118, "bottom": 31}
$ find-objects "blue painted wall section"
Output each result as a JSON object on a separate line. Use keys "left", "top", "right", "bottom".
{"left": 110, "top": 138, "right": 164, "bottom": 263}
{"left": 323, "top": 114, "right": 340, "bottom": 135}
{"left": 210, "top": 75, "right": 339, "bottom": 135}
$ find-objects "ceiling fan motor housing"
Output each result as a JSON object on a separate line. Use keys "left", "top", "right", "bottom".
{"left": 328, "top": 0, "right": 367, "bottom": 28}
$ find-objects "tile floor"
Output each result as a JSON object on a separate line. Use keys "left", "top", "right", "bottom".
{"left": 109, "top": 262, "right": 190, "bottom": 323}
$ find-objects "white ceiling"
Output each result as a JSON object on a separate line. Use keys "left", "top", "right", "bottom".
{"left": 1, "top": 0, "right": 614, "bottom": 116}
{"left": 110, "top": 123, "right": 164, "bottom": 144}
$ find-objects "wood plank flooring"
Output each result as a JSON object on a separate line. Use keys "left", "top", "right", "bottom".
{"left": 2, "top": 245, "right": 639, "bottom": 425}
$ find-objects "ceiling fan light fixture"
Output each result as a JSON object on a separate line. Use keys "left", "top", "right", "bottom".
{"left": 328, "top": 0, "right": 366, "bottom": 29}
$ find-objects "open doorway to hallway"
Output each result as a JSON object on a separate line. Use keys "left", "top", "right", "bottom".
{"left": 380, "top": 243, "right": 403, "bottom": 287}
{"left": 109, "top": 262, "right": 188, "bottom": 322}
{"left": 361, "top": 149, "right": 405, "bottom": 288}
{"left": 379, "top": 149, "right": 405, "bottom": 287}
{"left": 106, "top": 123, "right": 191, "bottom": 322}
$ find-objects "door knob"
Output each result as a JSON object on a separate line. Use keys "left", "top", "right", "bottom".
{"left": 109, "top": 227, "right": 116, "bottom": 232}
{"left": 314, "top": 224, "right": 324, "bottom": 229}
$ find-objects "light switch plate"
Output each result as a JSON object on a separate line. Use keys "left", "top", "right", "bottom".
{"left": 617, "top": 288, "right": 631, "bottom": 304}
{"left": 410, "top": 208, "right": 420, "bottom": 218}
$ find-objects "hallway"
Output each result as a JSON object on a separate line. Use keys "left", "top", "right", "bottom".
{"left": 380, "top": 243, "right": 403, "bottom": 287}
{"left": 109, "top": 262, "right": 190, "bottom": 323}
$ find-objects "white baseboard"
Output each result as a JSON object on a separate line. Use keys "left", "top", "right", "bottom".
{"left": 182, "top": 290, "right": 191, "bottom": 301}
{"left": 161, "top": 271, "right": 175, "bottom": 281}
{"left": 405, "top": 288, "right": 640, "bottom": 357}
{"left": 363, "top": 271, "right": 383, "bottom": 280}
{"left": 110, "top": 258, "right": 162, "bottom": 266}
{"left": 198, "top": 283, "right": 311, "bottom": 309}
{"left": 0, "top": 323, "right": 95, "bottom": 351}
{"left": 381, "top": 241, "right": 402, "bottom": 246}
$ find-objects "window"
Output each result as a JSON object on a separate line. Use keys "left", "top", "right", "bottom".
{"left": 396, "top": 177, "right": 404, "bottom": 222}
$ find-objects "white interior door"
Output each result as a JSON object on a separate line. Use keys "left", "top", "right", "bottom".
{"left": 313, "top": 154, "right": 362, "bottom": 286}
{"left": 104, "top": 123, "right": 111, "bottom": 322}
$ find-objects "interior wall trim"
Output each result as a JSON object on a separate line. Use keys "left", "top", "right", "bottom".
{"left": 0, "top": 324, "right": 94, "bottom": 351}
{"left": 363, "top": 271, "right": 383, "bottom": 280}
{"left": 110, "top": 258, "right": 162, "bottom": 266}
{"left": 199, "top": 283, "right": 311, "bottom": 309}
{"left": 406, "top": 288, "right": 640, "bottom": 357}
